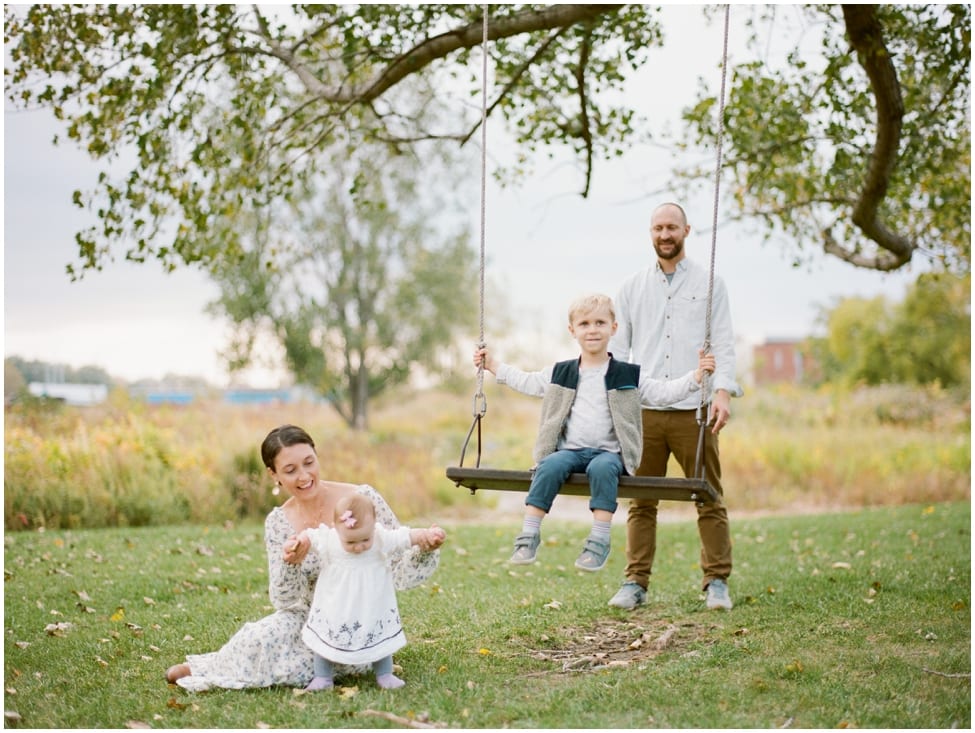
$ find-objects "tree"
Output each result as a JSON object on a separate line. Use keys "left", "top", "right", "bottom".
{"left": 887, "top": 272, "right": 971, "bottom": 387}
{"left": 809, "top": 272, "right": 971, "bottom": 388}
{"left": 812, "top": 296, "right": 893, "bottom": 386}
{"left": 207, "top": 138, "right": 477, "bottom": 429}
{"left": 6, "top": 5, "right": 967, "bottom": 278}
{"left": 682, "top": 5, "right": 970, "bottom": 273}
{"left": 4, "top": 359, "right": 27, "bottom": 402}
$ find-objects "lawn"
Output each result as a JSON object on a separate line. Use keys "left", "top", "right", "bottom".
{"left": 4, "top": 501, "right": 969, "bottom": 728}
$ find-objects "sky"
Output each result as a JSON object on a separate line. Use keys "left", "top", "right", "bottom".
{"left": 3, "top": 6, "right": 926, "bottom": 387}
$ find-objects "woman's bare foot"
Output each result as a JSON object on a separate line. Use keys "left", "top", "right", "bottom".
{"left": 166, "top": 663, "right": 191, "bottom": 683}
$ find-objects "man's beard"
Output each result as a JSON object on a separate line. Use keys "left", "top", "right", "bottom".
{"left": 653, "top": 238, "right": 684, "bottom": 260}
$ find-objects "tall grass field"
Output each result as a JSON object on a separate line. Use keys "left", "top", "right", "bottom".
{"left": 4, "top": 382, "right": 970, "bottom": 530}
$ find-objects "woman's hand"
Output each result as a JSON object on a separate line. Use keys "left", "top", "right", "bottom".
{"left": 414, "top": 525, "right": 446, "bottom": 552}
{"left": 282, "top": 533, "right": 310, "bottom": 565}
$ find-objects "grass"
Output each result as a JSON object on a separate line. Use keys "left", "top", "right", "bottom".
{"left": 4, "top": 502, "right": 970, "bottom": 728}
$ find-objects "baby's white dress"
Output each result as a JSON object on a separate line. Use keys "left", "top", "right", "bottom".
{"left": 301, "top": 525, "right": 412, "bottom": 665}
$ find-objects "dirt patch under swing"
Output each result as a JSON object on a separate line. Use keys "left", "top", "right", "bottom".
{"left": 517, "top": 617, "right": 721, "bottom": 675}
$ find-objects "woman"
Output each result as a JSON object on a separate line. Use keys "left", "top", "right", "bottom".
{"left": 165, "top": 424, "right": 443, "bottom": 691}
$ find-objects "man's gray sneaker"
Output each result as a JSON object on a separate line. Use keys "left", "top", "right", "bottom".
{"left": 705, "top": 578, "right": 733, "bottom": 610}
{"left": 574, "top": 537, "right": 611, "bottom": 572}
{"left": 509, "top": 531, "right": 541, "bottom": 565}
{"left": 608, "top": 580, "right": 646, "bottom": 609}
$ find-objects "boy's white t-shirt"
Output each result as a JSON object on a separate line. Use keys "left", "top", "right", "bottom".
{"left": 558, "top": 361, "right": 620, "bottom": 454}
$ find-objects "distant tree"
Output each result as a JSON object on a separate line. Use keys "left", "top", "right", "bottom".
{"left": 6, "top": 357, "right": 71, "bottom": 384}
{"left": 207, "top": 138, "right": 477, "bottom": 430}
{"left": 810, "top": 272, "right": 970, "bottom": 388}
{"left": 5, "top": 356, "right": 118, "bottom": 386}
{"left": 812, "top": 296, "right": 893, "bottom": 386}
{"left": 4, "top": 359, "right": 26, "bottom": 401}
{"left": 71, "top": 365, "right": 114, "bottom": 385}
{"left": 887, "top": 273, "right": 971, "bottom": 387}
{"left": 4, "top": 5, "right": 968, "bottom": 278}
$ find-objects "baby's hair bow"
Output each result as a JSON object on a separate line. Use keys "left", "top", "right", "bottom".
{"left": 340, "top": 510, "right": 357, "bottom": 528}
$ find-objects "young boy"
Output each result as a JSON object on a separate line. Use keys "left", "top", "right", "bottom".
{"left": 473, "top": 293, "right": 714, "bottom": 572}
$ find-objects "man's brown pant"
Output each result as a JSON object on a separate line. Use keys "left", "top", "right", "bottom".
{"left": 624, "top": 409, "right": 732, "bottom": 590}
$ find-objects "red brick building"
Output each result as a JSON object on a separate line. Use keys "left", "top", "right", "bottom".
{"left": 752, "top": 339, "right": 820, "bottom": 385}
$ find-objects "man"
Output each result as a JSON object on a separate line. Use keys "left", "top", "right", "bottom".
{"left": 607, "top": 202, "right": 742, "bottom": 610}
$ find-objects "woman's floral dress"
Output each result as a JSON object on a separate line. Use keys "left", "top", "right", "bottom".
{"left": 175, "top": 485, "right": 439, "bottom": 691}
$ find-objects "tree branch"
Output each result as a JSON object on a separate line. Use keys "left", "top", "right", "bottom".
{"left": 827, "top": 5, "right": 914, "bottom": 269}
{"left": 573, "top": 27, "right": 595, "bottom": 197}
{"left": 260, "top": 5, "right": 623, "bottom": 103}
{"left": 459, "top": 28, "right": 568, "bottom": 146}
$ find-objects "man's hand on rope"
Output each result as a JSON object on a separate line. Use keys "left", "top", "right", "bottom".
{"left": 709, "top": 390, "right": 732, "bottom": 435}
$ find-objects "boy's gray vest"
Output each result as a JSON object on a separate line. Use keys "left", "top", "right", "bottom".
{"left": 533, "top": 356, "right": 643, "bottom": 475}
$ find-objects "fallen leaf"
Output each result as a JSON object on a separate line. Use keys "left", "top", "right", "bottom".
{"left": 167, "top": 697, "right": 188, "bottom": 710}
{"left": 110, "top": 607, "right": 125, "bottom": 622}
{"left": 74, "top": 590, "right": 92, "bottom": 602}
{"left": 831, "top": 562, "right": 851, "bottom": 570}
{"left": 477, "top": 648, "right": 491, "bottom": 656}
{"left": 44, "top": 622, "right": 73, "bottom": 636}
{"left": 124, "top": 720, "right": 151, "bottom": 729}
{"left": 5, "top": 711, "right": 23, "bottom": 723}
{"left": 14, "top": 642, "right": 29, "bottom": 650}
{"left": 143, "top": 597, "right": 156, "bottom": 606}
{"left": 337, "top": 685, "right": 359, "bottom": 699}
{"left": 543, "top": 600, "right": 562, "bottom": 610}
{"left": 95, "top": 656, "right": 109, "bottom": 667}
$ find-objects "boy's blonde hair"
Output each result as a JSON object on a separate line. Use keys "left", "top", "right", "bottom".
{"left": 334, "top": 493, "right": 376, "bottom": 530}
{"left": 568, "top": 293, "right": 615, "bottom": 324}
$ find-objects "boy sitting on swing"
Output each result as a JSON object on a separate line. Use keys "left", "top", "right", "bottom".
{"left": 473, "top": 293, "right": 714, "bottom": 572}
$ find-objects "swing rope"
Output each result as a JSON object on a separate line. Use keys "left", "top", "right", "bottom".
{"left": 694, "top": 4, "right": 731, "bottom": 481}
{"left": 455, "top": 6, "right": 732, "bottom": 502}
{"left": 459, "top": 4, "right": 490, "bottom": 469}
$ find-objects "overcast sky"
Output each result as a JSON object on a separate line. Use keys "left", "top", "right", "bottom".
{"left": 3, "top": 6, "right": 925, "bottom": 386}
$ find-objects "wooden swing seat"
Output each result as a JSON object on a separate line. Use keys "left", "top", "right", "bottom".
{"left": 445, "top": 466, "right": 720, "bottom": 504}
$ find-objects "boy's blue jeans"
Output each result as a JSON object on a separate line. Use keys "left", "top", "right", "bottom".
{"left": 526, "top": 448, "right": 624, "bottom": 515}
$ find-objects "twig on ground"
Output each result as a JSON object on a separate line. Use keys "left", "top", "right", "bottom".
{"left": 652, "top": 624, "right": 679, "bottom": 650}
{"left": 359, "top": 708, "right": 448, "bottom": 729}
{"left": 921, "top": 667, "right": 970, "bottom": 679}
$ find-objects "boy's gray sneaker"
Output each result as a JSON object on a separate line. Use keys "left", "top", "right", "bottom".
{"left": 509, "top": 532, "right": 541, "bottom": 565}
{"left": 705, "top": 578, "right": 733, "bottom": 610}
{"left": 574, "top": 537, "right": 611, "bottom": 572}
{"left": 608, "top": 580, "right": 646, "bottom": 609}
